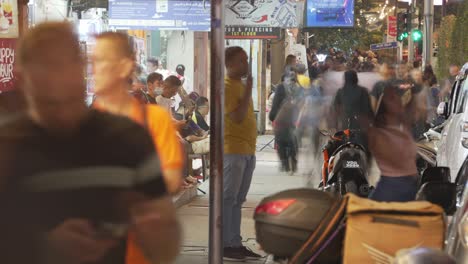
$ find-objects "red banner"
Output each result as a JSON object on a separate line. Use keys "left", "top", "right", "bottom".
{"left": 0, "top": 39, "right": 17, "bottom": 92}
{"left": 387, "top": 16, "right": 397, "bottom": 42}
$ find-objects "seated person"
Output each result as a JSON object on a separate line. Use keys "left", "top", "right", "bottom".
{"left": 146, "top": 72, "right": 164, "bottom": 104}
{"left": 130, "top": 65, "right": 151, "bottom": 104}
{"left": 193, "top": 96, "right": 210, "bottom": 132}
{"left": 156, "top": 76, "right": 180, "bottom": 113}
{"left": 175, "top": 99, "right": 209, "bottom": 154}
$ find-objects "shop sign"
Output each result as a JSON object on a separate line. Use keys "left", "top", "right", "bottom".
{"left": 226, "top": 0, "right": 298, "bottom": 28}
{"left": 108, "top": 0, "right": 211, "bottom": 31}
{"left": 387, "top": 16, "right": 397, "bottom": 42}
{"left": 0, "top": 39, "right": 16, "bottom": 92}
{"left": 225, "top": 26, "right": 280, "bottom": 39}
{"left": 0, "top": 0, "right": 18, "bottom": 38}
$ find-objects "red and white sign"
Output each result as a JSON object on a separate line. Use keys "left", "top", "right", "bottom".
{"left": 387, "top": 16, "right": 397, "bottom": 42}
{"left": 0, "top": 39, "right": 16, "bottom": 92}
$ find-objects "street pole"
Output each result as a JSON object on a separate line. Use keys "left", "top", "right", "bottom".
{"left": 423, "top": 0, "right": 434, "bottom": 68}
{"left": 408, "top": 0, "right": 417, "bottom": 65}
{"left": 259, "top": 40, "right": 267, "bottom": 135}
{"left": 395, "top": 0, "right": 402, "bottom": 64}
{"left": 209, "top": 0, "right": 224, "bottom": 263}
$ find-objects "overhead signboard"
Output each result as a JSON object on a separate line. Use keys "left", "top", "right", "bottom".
{"left": 108, "top": 0, "right": 211, "bottom": 31}
{"left": 225, "top": 26, "right": 280, "bottom": 39}
{"left": 306, "top": 0, "right": 354, "bottom": 28}
{"left": 225, "top": 0, "right": 298, "bottom": 28}
{"left": 370, "top": 41, "right": 398, "bottom": 51}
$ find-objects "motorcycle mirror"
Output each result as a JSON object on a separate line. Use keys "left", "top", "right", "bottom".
{"left": 320, "top": 130, "right": 330, "bottom": 137}
{"left": 416, "top": 182, "right": 457, "bottom": 215}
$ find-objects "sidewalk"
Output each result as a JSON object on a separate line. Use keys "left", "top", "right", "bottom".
{"left": 175, "top": 135, "right": 311, "bottom": 264}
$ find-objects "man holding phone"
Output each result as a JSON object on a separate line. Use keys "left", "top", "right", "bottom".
{"left": 223, "top": 47, "right": 261, "bottom": 261}
{"left": 0, "top": 22, "right": 180, "bottom": 264}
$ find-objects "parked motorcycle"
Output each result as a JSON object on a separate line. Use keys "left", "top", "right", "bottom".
{"left": 416, "top": 123, "right": 443, "bottom": 175}
{"left": 319, "top": 129, "right": 372, "bottom": 197}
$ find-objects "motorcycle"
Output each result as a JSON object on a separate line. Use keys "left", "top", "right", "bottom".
{"left": 416, "top": 123, "right": 443, "bottom": 176}
{"left": 319, "top": 129, "right": 372, "bottom": 197}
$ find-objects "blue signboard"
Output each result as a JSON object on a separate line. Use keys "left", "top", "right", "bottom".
{"left": 370, "top": 42, "right": 398, "bottom": 51}
{"left": 306, "top": 0, "right": 354, "bottom": 28}
{"left": 108, "top": 0, "right": 211, "bottom": 31}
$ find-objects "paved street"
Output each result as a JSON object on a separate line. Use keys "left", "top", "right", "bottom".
{"left": 175, "top": 135, "right": 315, "bottom": 263}
{"left": 175, "top": 135, "right": 381, "bottom": 263}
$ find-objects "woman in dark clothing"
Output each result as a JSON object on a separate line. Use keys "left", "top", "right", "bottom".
{"left": 269, "top": 70, "right": 303, "bottom": 173}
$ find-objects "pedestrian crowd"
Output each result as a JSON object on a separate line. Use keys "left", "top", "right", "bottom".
{"left": 269, "top": 47, "right": 462, "bottom": 203}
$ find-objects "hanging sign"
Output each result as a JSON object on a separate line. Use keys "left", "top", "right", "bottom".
{"left": 225, "top": 0, "right": 298, "bottom": 28}
{"left": 387, "top": 16, "right": 397, "bottom": 42}
{"left": 0, "top": 39, "right": 17, "bottom": 92}
{"left": 225, "top": 26, "right": 280, "bottom": 39}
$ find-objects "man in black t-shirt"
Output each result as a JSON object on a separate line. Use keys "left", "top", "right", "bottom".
{"left": 0, "top": 22, "right": 180, "bottom": 264}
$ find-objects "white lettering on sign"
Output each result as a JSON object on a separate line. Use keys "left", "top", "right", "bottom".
{"left": 0, "top": 46, "right": 14, "bottom": 83}
{"left": 345, "top": 161, "right": 360, "bottom": 168}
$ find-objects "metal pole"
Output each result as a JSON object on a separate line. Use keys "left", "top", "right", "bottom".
{"left": 408, "top": 0, "right": 417, "bottom": 65}
{"left": 442, "top": 0, "right": 446, "bottom": 17}
{"left": 395, "top": 0, "right": 402, "bottom": 64}
{"left": 259, "top": 40, "right": 267, "bottom": 134}
{"left": 423, "top": 0, "right": 433, "bottom": 68}
{"left": 209, "top": 0, "right": 224, "bottom": 263}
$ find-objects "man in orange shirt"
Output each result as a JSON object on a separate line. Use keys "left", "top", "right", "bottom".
{"left": 91, "top": 32, "right": 184, "bottom": 264}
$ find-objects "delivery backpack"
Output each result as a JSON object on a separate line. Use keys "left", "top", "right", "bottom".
{"left": 254, "top": 189, "right": 346, "bottom": 264}
{"left": 254, "top": 190, "right": 445, "bottom": 264}
{"left": 343, "top": 194, "right": 445, "bottom": 264}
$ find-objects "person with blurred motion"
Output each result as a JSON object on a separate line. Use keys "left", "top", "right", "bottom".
{"left": 370, "top": 63, "right": 396, "bottom": 112}
{"left": 296, "top": 63, "right": 311, "bottom": 89}
{"left": 146, "top": 72, "right": 163, "bottom": 104}
{"left": 440, "top": 64, "right": 460, "bottom": 101}
{"left": 0, "top": 22, "right": 180, "bottom": 264}
{"left": 130, "top": 64, "right": 151, "bottom": 104}
{"left": 91, "top": 32, "right": 183, "bottom": 264}
{"left": 146, "top": 57, "right": 159, "bottom": 73}
{"left": 333, "top": 70, "right": 373, "bottom": 133}
{"left": 422, "top": 65, "right": 441, "bottom": 125}
{"left": 269, "top": 70, "right": 303, "bottom": 173}
{"left": 368, "top": 82, "right": 419, "bottom": 202}
{"left": 282, "top": 54, "right": 297, "bottom": 80}
{"left": 223, "top": 46, "right": 261, "bottom": 261}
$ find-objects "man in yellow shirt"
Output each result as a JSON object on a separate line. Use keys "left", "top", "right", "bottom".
{"left": 223, "top": 47, "right": 260, "bottom": 261}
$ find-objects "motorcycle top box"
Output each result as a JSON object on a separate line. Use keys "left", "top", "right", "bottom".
{"left": 254, "top": 188, "right": 346, "bottom": 263}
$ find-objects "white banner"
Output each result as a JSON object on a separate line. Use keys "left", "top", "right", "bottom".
{"left": 225, "top": 0, "right": 298, "bottom": 28}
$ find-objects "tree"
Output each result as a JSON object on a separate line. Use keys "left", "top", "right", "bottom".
{"left": 436, "top": 15, "right": 456, "bottom": 81}
{"left": 449, "top": 0, "right": 468, "bottom": 70}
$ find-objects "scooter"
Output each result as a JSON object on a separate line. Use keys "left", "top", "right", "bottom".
{"left": 319, "top": 129, "right": 372, "bottom": 197}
